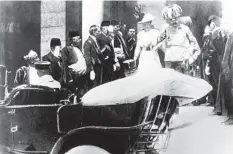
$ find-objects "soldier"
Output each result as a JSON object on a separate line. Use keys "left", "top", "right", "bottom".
{"left": 159, "top": 4, "right": 201, "bottom": 74}
{"left": 34, "top": 61, "right": 61, "bottom": 89}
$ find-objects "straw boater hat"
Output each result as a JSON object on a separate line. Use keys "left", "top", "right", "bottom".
{"left": 138, "top": 13, "right": 155, "bottom": 24}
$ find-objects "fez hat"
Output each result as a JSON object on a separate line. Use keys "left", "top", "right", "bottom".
{"left": 101, "top": 21, "right": 110, "bottom": 27}
{"left": 50, "top": 38, "right": 61, "bottom": 47}
{"left": 35, "top": 61, "right": 51, "bottom": 70}
{"left": 69, "top": 31, "right": 80, "bottom": 38}
{"left": 111, "top": 20, "right": 120, "bottom": 26}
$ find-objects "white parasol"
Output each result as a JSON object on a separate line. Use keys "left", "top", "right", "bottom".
{"left": 81, "top": 68, "right": 212, "bottom": 106}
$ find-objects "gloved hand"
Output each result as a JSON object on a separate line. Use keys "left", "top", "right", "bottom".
{"left": 90, "top": 70, "right": 95, "bottom": 80}
{"left": 205, "top": 65, "right": 210, "bottom": 75}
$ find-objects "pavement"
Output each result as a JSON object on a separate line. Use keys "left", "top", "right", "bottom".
{"left": 162, "top": 106, "right": 233, "bottom": 154}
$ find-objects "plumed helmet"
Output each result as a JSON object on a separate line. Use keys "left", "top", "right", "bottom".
{"left": 162, "top": 4, "right": 182, "bottom": 20}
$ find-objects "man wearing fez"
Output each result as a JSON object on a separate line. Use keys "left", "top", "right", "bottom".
{"left": 97, "top": 21, "right": 116, "bottom": 83}
{"left": 61, "top": 31, "right": 87, "bottom": 94}
{"left": 125, "top": 26, "right": 137, "bottom": 59}
{"left": 34, "top": 61, "right": 61, "bottom": 89}
{"left": 83, "top": 25, "right": 103, "bottom": 89}
{"left": 110, "top": 20, "right": 130, "bottom": 79}
{"left": 42, "top": 38, "right": 63, "bottom": 83}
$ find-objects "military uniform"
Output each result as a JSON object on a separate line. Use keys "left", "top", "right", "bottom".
{"left": 34, "top": 61, "right": 61, "bottom": 89}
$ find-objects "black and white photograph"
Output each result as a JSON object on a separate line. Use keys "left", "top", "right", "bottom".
{"left": 0, "top": 0, "right": 232, "bottom": 154}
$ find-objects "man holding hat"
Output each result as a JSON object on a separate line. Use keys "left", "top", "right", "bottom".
{"left": 97, "top": 20, "right": 116, "bottom": 83}
{"left": 110, "top": 20, "right": 130, "bottom": 79}
{"left": 34, "top": 61, "right": 61, "bottom": 89}
{"left": 43, "top": 38, "right": 63, "bottom": 84}
{"left": 61, "top": 30, "right": 87, "bottom": 95}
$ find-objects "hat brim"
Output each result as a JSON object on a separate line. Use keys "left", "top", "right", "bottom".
{"left": 138, "top": 18, "right": 155, "bottom": 24}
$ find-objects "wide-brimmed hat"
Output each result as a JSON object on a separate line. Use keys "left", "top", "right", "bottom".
{"left": 138, "top": 13, "right": 155, "bottom": 24}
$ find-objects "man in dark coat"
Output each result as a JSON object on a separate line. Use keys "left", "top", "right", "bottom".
{"left": 206, "top": 15, "right": 229, "bottom": 116}
{"left": 110, "top": 20, "right": 130, "bottom": 79}
{"left": 221, "top": 32, "right": 233, "bottom": 124}
{"left": 125, "top": 26, "right": 136, "bottom": 59}
{"left": 42, "top": 38, "right": 63, "bottom": 84}
{"left": 97, "top": 21, "right": 116, "bottom": 83}
{"left": 83, "top": 25, "right": 103, "bottom": 90}
{"left": 60, "top": 31, "right": 87, "bottom": 95}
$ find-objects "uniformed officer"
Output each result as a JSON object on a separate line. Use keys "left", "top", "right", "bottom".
{"left": 34, "top": 61, "right": 61, "bottom": 89}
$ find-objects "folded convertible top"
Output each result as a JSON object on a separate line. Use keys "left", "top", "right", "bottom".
{"left": 82, "top": 68, "right": 212, "bottom": 106}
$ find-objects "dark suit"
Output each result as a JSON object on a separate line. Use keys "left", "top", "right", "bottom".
{"left": 42, "top": 52, "right": 63, "bottom": 83}
{"left": 125, "top": 36, "right": 136, "bottom": 59}
{"left": 83, "top": 36, "right": 103, "bottom": 90}
{"left": 113, "top": 31, "right": 129, "bottom": 60}
{"left": 113, "top": 31, "right": 129, "bottom": 79}
{"left": 97, "top": 32, "right": 115, "bottom": 83}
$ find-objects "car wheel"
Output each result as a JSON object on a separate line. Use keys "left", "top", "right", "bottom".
{"left": 65, "top": 145, "right": 111, "bottom": 154}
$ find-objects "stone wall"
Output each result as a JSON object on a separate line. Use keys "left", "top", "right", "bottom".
{"left": 0, "top": 1, "right": 41, "bottom": 86}
{"left": 41, "top": 1, "right": 66, "bottom": 57}
{"left": 66, "top": 1, "right": 82, "bottom": 46}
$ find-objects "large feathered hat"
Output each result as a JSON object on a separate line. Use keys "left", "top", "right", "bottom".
{"left": 162, "top": 4, "right": 183, "bottom": 20}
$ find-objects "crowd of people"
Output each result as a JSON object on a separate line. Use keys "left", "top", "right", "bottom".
{"left": 201, "top": 14, "right": 233, "bottom": 125}
{"left": 11, "top": 3, "right": 233, "bottom": 125}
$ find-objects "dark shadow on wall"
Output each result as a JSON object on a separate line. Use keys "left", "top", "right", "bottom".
{"left": 66, "top": 1, "right": 82, "bottom": 46}
{"left": 166, "top": 1, "right": 222, "bottom": 47}
{"left": 0, "top": 1, "right": 41, "bottom": 87}
{"left": 103, "top": 1, "right": 138, "bottom": 32}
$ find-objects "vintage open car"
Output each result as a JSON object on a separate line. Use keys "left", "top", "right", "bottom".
{"left": 0, "top": 65, "right": 212, "bottom": 154}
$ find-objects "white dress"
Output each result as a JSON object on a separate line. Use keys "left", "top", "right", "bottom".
{"left": 136, "top": 29, "right": 162, "bottom": 74}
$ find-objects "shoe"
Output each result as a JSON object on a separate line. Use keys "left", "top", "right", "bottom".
{"left": 209, "top": 112, "right": 222, "bottom": 116}
{"left": 222, "top": 117, "right": 233, "bottom": 125}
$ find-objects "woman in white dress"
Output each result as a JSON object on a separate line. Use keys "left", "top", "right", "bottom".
{"left": 133, "top": 13, "right": 162, "bottom": 74}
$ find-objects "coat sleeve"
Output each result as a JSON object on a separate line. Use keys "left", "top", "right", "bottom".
{"left": 222, "top": 33, "right": 233, "bottom": 68}
{"left": 14, "top": 67, "right": 26, "bottom": 86}
{"left": 42, "top": 55, "right": 48, "bottom": 61}
{"left": 186, "top": 26, "right": 201, "bottom": 60}
{"left": 83, "top": 41, "right": 94, "bottom": 73}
